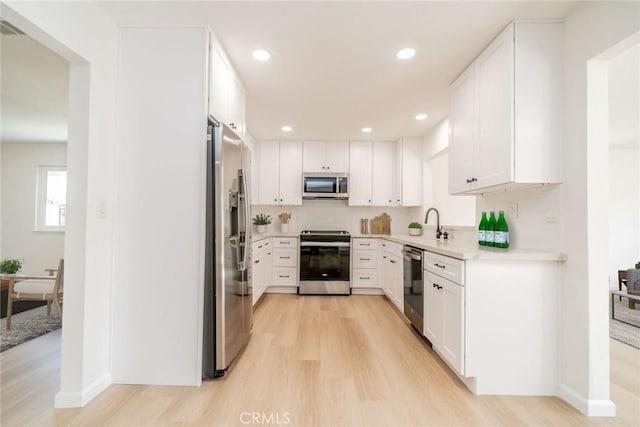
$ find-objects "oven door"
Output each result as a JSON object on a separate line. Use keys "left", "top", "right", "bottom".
{"left": 299, "top": 242, "right": 350, "bottom": 294}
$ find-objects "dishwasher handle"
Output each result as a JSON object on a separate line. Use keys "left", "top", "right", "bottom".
{"left": 402, "top": 250, "right": 423, "bottom": 261}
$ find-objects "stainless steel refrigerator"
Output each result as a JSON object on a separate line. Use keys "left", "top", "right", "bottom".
{"left": 203, "top": 120, "right": 252, "bottom": 379}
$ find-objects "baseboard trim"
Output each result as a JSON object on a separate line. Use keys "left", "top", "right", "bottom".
{"left": 350, "top": 288, "right": 384, "bottom": 295}
{"left": 54, "top": 374, "right": 112, "bottom": 408}
{"left": 559, "top": 384, "right": 616, "bottom": 417}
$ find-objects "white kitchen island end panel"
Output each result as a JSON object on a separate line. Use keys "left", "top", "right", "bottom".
{"left": 462, "top": 259, "right": 560, "bottom": 396}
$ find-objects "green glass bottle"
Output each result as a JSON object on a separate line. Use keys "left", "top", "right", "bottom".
{"left": 486, "top": 211, "right": 496, "bottom": 247}
{"left": 495, "top": 211, "right": 509, "bottom": 249}
{"left": 478, "top": 212, "right": 488, "bottom": 246}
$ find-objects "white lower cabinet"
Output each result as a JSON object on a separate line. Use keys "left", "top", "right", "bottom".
{"left": 351, "top": 238, "right": 379, "bottom": 289}
{"left": 252, "top": 239, "right": 272, "bottom": 305}
{"left": 424, "top": 270, "right": 465, "bottom": 375}
{"left": 269, "top": 237, "right": 298, "bottom": 291}
{"left": 380, "top": 240, "right": 403, "bottom": 311}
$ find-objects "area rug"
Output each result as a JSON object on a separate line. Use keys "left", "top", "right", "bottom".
{"left": 0, "top": 305, "right": 61, "bottom": 352}
{"left": 609, "top": 296, "right": 640, "bottom": 349}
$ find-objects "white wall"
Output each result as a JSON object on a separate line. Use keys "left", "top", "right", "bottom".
{"left": 252, "top": 201, "right": 417, "bottom": 235}
{"left": 608, "top": 147, "right": 640, "bottom": 287}
{"left": 560, "top": 2, "right": 639, "bottom": 416}
{"left": 607, "top": 44, "right": 640, "bottom": 287}
{"left": 2, "top": 1, "right": 119, "bottom": 408}
{"left": 0, "top": 142, "right": 66, "bottom": 275}
{"left": 421, "top": 118, "right": 476, "bottom": 232}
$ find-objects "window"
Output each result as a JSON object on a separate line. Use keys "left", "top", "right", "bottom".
{"left": 36, "top": 166, "right": 67, "bottom": 231}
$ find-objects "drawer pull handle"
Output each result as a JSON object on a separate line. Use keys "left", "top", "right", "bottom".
{"left": 390, "top": 260, "right": 397, "bottom": 264}
{"left": 280, "top": 242, "right": 290, "bottom": 244}
{"left": 434, "top": 263, "right": 446, "bottom": 269}
{"left": 254, "top": 260, "right": 260, "bottom": 264}
{"left": 258, "top": 245, "right": 263, "bottom": 249}
{"left": 280, "top": 256, "right": 291, "bottom": 259}
{"left": 360, "top": 276, "right": 370, "bottom": 280}
{"left": 361, "top": 243, "right": 370, "bottom": 246}
{"left": 360, "top": 258, "right": 371, "bottom": 261}
{"left": 432, "top": 283, "right": 442, "bottom": 290}
{"left": 279, "top": 275, "right": 290, "bottom": 278}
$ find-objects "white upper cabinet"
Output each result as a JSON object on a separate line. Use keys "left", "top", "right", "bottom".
{"left": 398, "top": 137, "right": 423, "bottom": 207}
{"left": 256, "top": 141, "right": 303, "bottom": 205}
{"left": 303, "top": 141, "right": 349, "bottom": 173}
{"left": 372, "top": 141, "right": 396, "bottom": 206}
{"left": 349, "top": 141, "right": 373, "bottom": 206}
{"left": 449, "top": 22, "right": 562, "bottom": 195}
{"left": 449, "top": 66, "right": 476, "bottom": 195}
{"left": 209, "top": 36, "right": 246, "bottom": 136}
{"left": 349, "top": 141, "right": 398, "bottom": 207}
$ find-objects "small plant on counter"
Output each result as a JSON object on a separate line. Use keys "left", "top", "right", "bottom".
{"left": 253, "top": 213, "right": 272, "bottom": 225}
{"left": 0, "top": 258, "right": 22, "bottom": 275}
{"left": 408, "top": 222, "right": 423, "bottom": 236}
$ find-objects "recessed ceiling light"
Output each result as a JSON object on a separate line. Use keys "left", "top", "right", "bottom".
{"left": 281, "top": 126, "right": 292, "bottom": 132}
{"left": 252, "top": 49, "right": 271, "bottom": 61}
{"left": 415, "top": 113, "right": 429, "bottom": 120}
{"left": 396, "top": 48, "right": 415, "bottom": 60}
{"left": 362, "top": 127, "right": 372, "bottom": 133}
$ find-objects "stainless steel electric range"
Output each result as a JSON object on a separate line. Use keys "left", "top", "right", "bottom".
{"left": 299, "top": 230, "right": 351, "bottom": 295}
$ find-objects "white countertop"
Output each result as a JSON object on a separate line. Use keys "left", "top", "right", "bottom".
{"left": 251, "top": 232, "right": 566, "bottom": 262}
{"left": 352, "top": 234, "right": 567, "bottom": 262}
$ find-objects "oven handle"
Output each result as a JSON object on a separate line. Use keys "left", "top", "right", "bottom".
{"left": 300, "top": 242, "right": 351, "bottom": 248}
{"left": 402, "top": 251, "right": 423, "bottom": 261}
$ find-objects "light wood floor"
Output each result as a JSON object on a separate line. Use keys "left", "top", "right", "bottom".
{"left": 2, "top": 294, "right": 639, "bottom": 426}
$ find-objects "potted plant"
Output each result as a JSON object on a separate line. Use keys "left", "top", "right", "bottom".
{"left": 278, "top": 212, "right": 291, "bottom": 233}
{"left": 408, "top": 222, "right": 423, "bottom": 236}
{"left": 253, "top": 213, "right": 272, "bottom": 233}
{"left": 0, "top": 258, "right": 22, "bottom": 275}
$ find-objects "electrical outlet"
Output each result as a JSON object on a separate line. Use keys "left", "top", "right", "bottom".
{"left": 545, "top": 214, "right": 559, "bottom": 223}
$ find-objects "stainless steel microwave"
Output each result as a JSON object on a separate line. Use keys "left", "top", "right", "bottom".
{"left": 302, "top": 173, "right": 348, "bottom": 199}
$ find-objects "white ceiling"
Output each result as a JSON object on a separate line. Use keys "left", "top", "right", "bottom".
{"left": 99, "top": 1, "right": 580, "bottom": 141}
{"left": 0, "top": 33, "right": 69, "bottom": 144}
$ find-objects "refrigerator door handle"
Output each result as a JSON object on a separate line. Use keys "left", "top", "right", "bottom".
{"left": 240, "top": 168, "right": 250, "bottom": 271}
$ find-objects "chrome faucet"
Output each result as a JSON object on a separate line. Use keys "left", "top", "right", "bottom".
{"left": 425, "top": 207, "right": 443, "bottom": 239}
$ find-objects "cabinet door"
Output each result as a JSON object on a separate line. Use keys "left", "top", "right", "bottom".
{"left": 257, "top": 141, "right": 280, "bottom": 205}
{"left": 381, "top": 255, "right": 392, "bottom": 298}
{"left": 400, "top": 137, "right": 423, "bottom": 206}
{"left": 476, "top": 23, "right": 514, "bottom": 189}
{"left": 441, "top": 280, "right": 465, "bottom": 375}
{"left": 348, "top": 141, "right": 372, "bottom": 206}
{"left": 278, "top": 141, "right": 303, "bottom": 205}
{"left": 229, "top": 74, "right": 246, "bottom": 136}
{"left": 448, "top": 65, "right": 476, "bottom": 195}
{"left": 210, "top": 44, "right": 233, "bottom": 125}
{"left": 302, "top": 141, "right": 327, "bottom": 172}
{"left": 325, "top": 141, "right": 349, "bottom": 172}
{"left": 390, "top": 254, "right": 404, "bottom": 310}
{"left": 393, "top": 141, "right": 402, "bottom": 205}
{"left": 423, "top": 271, "right": 442, "bottom": 346}
{"left": 372, "top": 141, "right": 395, "bottom": 206}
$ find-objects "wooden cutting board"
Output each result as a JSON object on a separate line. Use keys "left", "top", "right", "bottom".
{"left": 370, "top": 213, "right": 391, "bottom": 235}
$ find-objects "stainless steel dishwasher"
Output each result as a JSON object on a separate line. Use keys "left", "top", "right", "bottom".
{"left": 403, "top": 245, "right": 424, "bottom": 333}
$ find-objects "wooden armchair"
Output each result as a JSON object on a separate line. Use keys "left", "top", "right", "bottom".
{"left": 6, "top": 259, "right": 64, "bottom": 329}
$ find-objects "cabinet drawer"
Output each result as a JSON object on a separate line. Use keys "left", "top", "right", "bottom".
{"left": 352, "top": 238, "right": 378, "bottom": 250}
{"left": 272, "top": 248, "right": 297, "bottom": 267}
{"left": 424, "top": 251, "right": 464, "bottom": 285}
{"left": 352, "top": 269, "right": 377, "bottom": 286}
{"left": 273, "top": 237, "right": 297, "bottom": 248}
{"left": 381, "top": 240, "right": 403, "bottom": 257}
{"left": 272, "top": 267, "right": 297, "bottom": 285}
{"left": 252, "top": 238, "right": 271, "bottom": 254}
{"left": 352, "top": 250, "right": 378, "bottom": 269}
